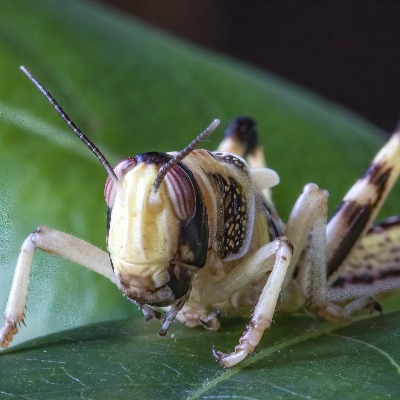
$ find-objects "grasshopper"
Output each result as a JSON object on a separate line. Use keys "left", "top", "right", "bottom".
{"left": 1, "top": 67, "right": 399, "bottom": 367}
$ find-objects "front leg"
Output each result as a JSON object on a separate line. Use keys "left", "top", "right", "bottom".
{"left": 206, "top": 237, "right": 294, "bottom": 367}
{"left": 210, "top": 184, "right": 345, "bottom": 367}
{"left": 0, "top": 226, "right": 114, "bottom": 347}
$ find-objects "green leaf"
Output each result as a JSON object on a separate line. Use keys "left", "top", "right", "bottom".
{"left": 0, "top": 0, "right": 399, "bottom": 397}
{"left": 1, "top": 313, "right": 399, "bottom": 399}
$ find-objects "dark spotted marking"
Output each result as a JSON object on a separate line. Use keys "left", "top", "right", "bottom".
{"left": 210, "top": 152, "right": 247, "bottom": 172}
{"left": 207, "top": 173, "right": 248, "bottom": 259}
{"left": 224, "top": 116, "right": 258, "bottom": 156}
{"left": 332, "top": 268, "right": 400, "bottom": 288}
{"left": 328, "top": 213, "right": 400, "bottom": 277}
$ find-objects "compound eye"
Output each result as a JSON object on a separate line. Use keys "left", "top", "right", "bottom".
{"left": 164, "top": 165, "right": 196, "bottom": 222}
{"left": 104, "top": 157, "right": 136, "bottom": 207}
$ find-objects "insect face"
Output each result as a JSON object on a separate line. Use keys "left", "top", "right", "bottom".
{"left": 105, "top": 152, "right": 208, "bottom": 307}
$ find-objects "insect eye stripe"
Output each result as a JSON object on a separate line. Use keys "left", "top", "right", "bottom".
{"left": 164, "top": 166, "right": 195, "bottom": 221}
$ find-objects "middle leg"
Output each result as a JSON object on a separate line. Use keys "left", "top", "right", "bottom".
{"left": 283, "top": 183, "right": 350, "bottom": 319}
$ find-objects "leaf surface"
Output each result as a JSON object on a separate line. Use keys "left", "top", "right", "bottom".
{"left": 1, "top": 313, "right": 399, "bottom": 399}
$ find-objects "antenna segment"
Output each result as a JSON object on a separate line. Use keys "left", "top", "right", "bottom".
{"left": 152, "top": 119, "right": 220, "bottom": 191}
{"left": 20, "top": 66, "right": 122, "bottom": 192}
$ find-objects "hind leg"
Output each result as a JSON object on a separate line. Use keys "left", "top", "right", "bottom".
{"left": 326, "top": 131, "right": 400, "bottom": 277}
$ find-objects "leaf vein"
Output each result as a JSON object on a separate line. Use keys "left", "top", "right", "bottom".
{"left": 186, "top": 321, "right": 349, "bottom": 400}
{"left": 268, "top": 384, "right": 316, "bottom": 399}
{"left": 329, "top": 334, "right": 400, "bottom": 376}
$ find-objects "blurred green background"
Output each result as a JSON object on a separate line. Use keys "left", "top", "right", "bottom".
{"left": 104, "top": 0, "right": 400, "bottom": 133}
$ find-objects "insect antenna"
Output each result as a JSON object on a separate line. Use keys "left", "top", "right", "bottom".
{"left": 20, "top": 66, "right": 123, "bottom": 193}
{"left": 152, "top": 119, "right": 220, "bottom": 192}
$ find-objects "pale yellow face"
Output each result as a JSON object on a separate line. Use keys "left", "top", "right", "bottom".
{"left": 107, "top": 163, "right": 180, "bottom": 289}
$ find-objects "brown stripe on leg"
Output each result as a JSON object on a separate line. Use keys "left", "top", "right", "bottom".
{"left": 326, "top": 131, "right": 400, "bottom": 276}
{"left": 326, "top": 201, "right": 372, "bottom": 276}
